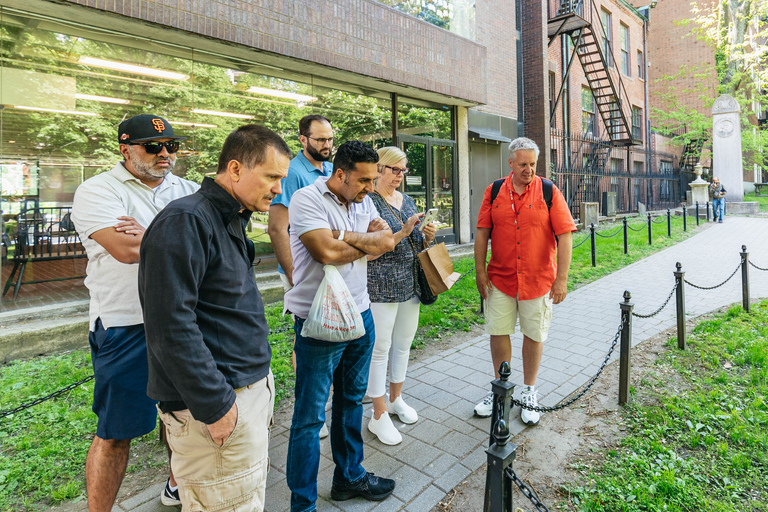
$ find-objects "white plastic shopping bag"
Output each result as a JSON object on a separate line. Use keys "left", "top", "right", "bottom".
{"left": 301, "top": 265, "right": 365, "bottom": 342}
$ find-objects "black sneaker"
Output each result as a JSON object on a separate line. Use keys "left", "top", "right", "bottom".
{"left": 331, "top": 472, "right": 395, "bottom": 502}
{"left": 160, "top": 478, "right": 181, "bottom": 506}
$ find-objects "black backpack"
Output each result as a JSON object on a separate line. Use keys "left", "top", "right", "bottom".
{"left": 488, "top": 177, "right": 556, "bottom": 240}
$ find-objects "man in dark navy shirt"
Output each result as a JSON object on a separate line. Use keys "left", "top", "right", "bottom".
{"left": 139, "top": 125, "right": 291, "bottom": 511}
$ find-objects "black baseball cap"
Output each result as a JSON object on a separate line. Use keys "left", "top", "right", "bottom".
{"left": 118, "top": 114, "right": 187, "bottom": 144}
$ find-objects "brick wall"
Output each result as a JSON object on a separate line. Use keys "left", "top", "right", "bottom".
{"left": 50, "top": 0, "right": 487, "bottom": 104}
{"left": 522, "top": 0, "right": 551, "bottom": 174}
{"left": 629, "top": 0, "right": 717, "bottom": 121}
{"left": 474, "top": 0, "right": 517, "bottom": 119}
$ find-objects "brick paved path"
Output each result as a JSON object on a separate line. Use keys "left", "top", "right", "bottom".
{"left": 102, "top": 217, "right": 768, "bottom": 511}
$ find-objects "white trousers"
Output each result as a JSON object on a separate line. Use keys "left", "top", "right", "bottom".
{"left": 367, "top": 297, "right": 421, "bottom": 398}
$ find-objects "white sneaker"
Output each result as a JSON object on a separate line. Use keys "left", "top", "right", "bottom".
{"left": 319, "top": 422, "right": 329, "bottom": 439}
{"left": 474, "top": 392, "right": 494, "bottom": 418}
{"left": 367, "top": 411, "right": 402, "bottom": 445}
{"left": 386, "top": 395, "right": 418, "bottom": 424}
{"left": 520, "top": 387, "right": 540, "bottom": 425}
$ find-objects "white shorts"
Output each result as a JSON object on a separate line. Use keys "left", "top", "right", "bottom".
{"left": 484, "top": 288, "right": 553, "bottom": 342}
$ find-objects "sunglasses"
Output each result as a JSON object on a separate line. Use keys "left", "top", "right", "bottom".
{"left": 129, "top": 141, "right": 180, "bottom": 154}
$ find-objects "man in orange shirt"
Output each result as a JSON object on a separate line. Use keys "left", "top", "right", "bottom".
{"left": 473, "top": 137, "right": 575, "bottom": 425}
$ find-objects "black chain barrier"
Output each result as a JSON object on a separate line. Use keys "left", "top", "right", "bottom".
{"left": 627, "top": 221, "right": 647, "bottom": 232}
{"left": 594, "top": 226, "right": 623, "bottom": 238}
{"left": 749, "top": 260, "right": 768, "bottom": 272}
{"left": 0, "top": 374, "right": 94, "bottom": 419}
{"left": 651, "top": 216, "right": 667, "bottom": 224}
{"left": 512, "top": 320, "right": 624, "bottom": 412}
{"left": 684, "top": 263, "right": 741, "bottom": 290}
{"left": 631, "top": 282, "right": 678, "bottom": 319}
{"left": 505, "top": 467, "right": 550, "bottom": 512}
{"left": 573, "top": 233, "right": 590, "bottom": 248}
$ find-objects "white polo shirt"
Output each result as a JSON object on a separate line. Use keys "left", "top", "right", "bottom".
{"left": 72, "top": 162, "right": 199, "bottom": 331}
{"left": 285, "top": 176, "right": 381, "bottom": 320}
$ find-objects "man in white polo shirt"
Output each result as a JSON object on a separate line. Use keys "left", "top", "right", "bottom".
{"left": 71, "top": 114, "right": 198, "bottom": 512}
{"left": 284, "top": 141, "right": 396, "bottom": 512}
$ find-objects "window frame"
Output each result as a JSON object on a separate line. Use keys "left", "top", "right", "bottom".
{"left": 620, "top": 23, "right": 630, "bottom": 77}
{"left": 632, "top": 106, "right": 643, "bottom": 141}
{"left": 582, "top": 87, "right": 596, "bottom": 135}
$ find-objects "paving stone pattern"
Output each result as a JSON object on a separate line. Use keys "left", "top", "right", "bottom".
{"left": 101, "top": 217, "right": 768, "bottom": 511}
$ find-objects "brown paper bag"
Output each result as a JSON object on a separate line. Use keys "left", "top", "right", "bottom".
{"left": 417, "top": 242, "right": 461, "bottom": 295}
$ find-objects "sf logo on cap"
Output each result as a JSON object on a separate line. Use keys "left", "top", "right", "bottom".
{"left": 152, "top": 119, "right": 166, "bottom": 133}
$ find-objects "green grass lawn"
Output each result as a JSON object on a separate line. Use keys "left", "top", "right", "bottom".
{"left": 0, "top": 215, "right": 706, "bottom": 510}
{"left": 743, "top": 191, "right": 768, "bottom": 212}
{"left": 562, "top": 301, "right": 768, "bottom": 511}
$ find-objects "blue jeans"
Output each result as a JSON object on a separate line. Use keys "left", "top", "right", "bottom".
{"left": 713, "top": 198, "right": 725, "bottom": 220}
{"left": 286, "top": 309, "right": 375, "bottom": 512}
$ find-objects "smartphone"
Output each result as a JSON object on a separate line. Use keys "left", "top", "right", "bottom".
{"left": 418, "top": 208, "right": 438, "bottom": 230}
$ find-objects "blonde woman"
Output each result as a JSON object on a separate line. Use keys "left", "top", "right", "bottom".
{"left": 366, "top": 146, "right": 436, "bottom": 445}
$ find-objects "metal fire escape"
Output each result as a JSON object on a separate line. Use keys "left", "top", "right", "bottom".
{"left": 548, "top": 0, "right": 640, "bottom": 147}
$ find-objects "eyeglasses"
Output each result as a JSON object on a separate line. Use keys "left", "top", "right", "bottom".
{"left": 384, "top": 165, "right": 409, "bottom": 176}
{"left": 307, "top": 136, "right": 334, "bottom": 146}
{"left": 129, "top": 141, "right": 180, "bottom": 154}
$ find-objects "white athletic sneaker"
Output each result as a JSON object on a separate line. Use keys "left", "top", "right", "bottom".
{"left": 474, "top": 392, "right": 494, "bottom": 418}
{"left": 367, "top": 411, "right": 402, "bottom": 445}
{"left": 520, "top": 387, "right": 540, "bottom": 425}
{"left": 386, "top": 395, "right": 418, "bottom": 424}
{"left": 319, "top": 422, "right": 329, "bottom": 439}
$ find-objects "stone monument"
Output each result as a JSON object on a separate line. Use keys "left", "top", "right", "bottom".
{"left": 712, "top": 94, "right": 744, "bottom": 202}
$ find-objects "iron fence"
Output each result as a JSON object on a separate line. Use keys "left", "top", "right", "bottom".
{"left": 550, "top": 131, "right": 682, "bottom": 218}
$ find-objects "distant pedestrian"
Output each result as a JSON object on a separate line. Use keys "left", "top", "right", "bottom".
{"left": 710, "top": 177, "right": 726, "bottom": 223}
{"left": 71, "top": 114, "right": 198, "bottom": 511}
{"left": 285, "top": 141, "right": 396, "bottom": 511}
{"left": 140, "top": 125, "right": 292, "bottom": 511}
{"left": 473, "top": 137, "right": 576, "bottom": 426}
{"left": 365, "top": 146, "right": 436, "bottom": 445}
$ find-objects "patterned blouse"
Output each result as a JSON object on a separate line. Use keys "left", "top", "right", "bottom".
{"left": 367, "top": 191, "right": 425, "bottom": 303}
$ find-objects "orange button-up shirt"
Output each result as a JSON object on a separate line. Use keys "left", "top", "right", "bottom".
{"left": 476, "top": 174, "right": 576, "bottom": 300}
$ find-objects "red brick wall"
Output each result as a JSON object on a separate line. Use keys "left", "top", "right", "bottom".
{"left": 522, "top": 0, "right": 551, "bottom": 173}
{"left": 474, "top": 0, "right": 517, "bottom": 119}
{"left": 629, "top": 0, "right": 718, "bottom": 122}
{"left": 52, "top": 0, "right": 487, "bottom": 104}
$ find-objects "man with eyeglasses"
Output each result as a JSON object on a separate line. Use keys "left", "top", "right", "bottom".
{"left": 267, "top": 114, "right": 335, "bottom": 438}
{"left": 71, "top": 114, "right": 199, "bottom": 511}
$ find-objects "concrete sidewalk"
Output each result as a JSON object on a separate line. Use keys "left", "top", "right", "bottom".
{"left": 101, "top": 217, "right": 768, "bottom": 512}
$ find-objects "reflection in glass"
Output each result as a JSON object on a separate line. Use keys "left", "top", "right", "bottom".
{"left": 375, "top": 0, "right": 476, "bottom": 40}
{"left": 403, "top": 142, "right": 427, "bottom": 212}
{"left": 397, "top": 97, "right": 452, "bottom": 140}
{"left": 431, "top": 145, "right": 453, "bottom": 234}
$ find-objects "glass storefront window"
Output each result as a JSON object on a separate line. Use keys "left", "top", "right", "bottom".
{"left": 376, "top": 0, "right": 476, "bottom": 40}
{"left": 397, "top": 97, "right": 453, "bottom": 140}
{"left": 0, "top": 8, "right": 394, "bottom": 257}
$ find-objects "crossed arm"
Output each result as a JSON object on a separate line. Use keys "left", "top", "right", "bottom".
{"left": 299, "top": 218, "right": 395, "bottom": 265}
{"left": 89, "top": 216, "right": 146, "bottom": 264}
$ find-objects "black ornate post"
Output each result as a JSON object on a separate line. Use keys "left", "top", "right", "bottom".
{"left": 619, "top": 291, "right": 633, "bottom": 406}
{"left": 674, "top": 262, "right": 686, "bottom": 350}
{"left": 683, "top": 204, "right": 687, "bottom": 232}
{"left": 590, "top": 223, "right": 596, "bottom": 267}
{"left": 623, "top": 216, "right": 628, "bottom": 254}
{"left": 706, "top": 201, "right": 711, "bottom": 221}
{"left": 741, "top": 245, "right": 750, "bottom": 313}
{"left": 647, "top": 213, "right": 652, "bottom": 245}
{"left": 695, "top": 202, "right": 700, "bottom": 226}
{"left": 667, "top": 209, "right": 671, "bottom": 237}
{"left": 484, "top": 362, "right": 516, "bottom": 512}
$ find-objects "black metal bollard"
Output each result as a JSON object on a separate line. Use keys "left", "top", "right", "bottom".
{"left": 484, "top": 362, "right": 517, "bottom": 512}
{"left": 683, "top": 205, "right": 687, "bottom": 232}
{"left": 623, "top": 217, "right": 628, "bottom": 254}
{"left": 695, "top": 202, "right": 700, "bottom": 226}
{"left": 619, "top": 291, "right": 633, "bottom": 406}
{"left": 667, "top": 208, "right": 672, "bottom": 237}
{"left": 590, "top": 223, "right": 597, "bottom": 267}
{"left": 674, "top": 262, "right": 686, "bottom": 350}
{"left": 647, "top": 213, "right": 652, "bottom": 245}
{"left": 741, "top": 245, "right": 750, "bottom": 313}
{"left": 706, "top": 201, "right": 711, "bottom": 221}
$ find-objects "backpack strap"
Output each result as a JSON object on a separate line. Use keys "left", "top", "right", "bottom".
{"left": 541, "top": 178, "right": 553, "bottom": 212}
{"left": 490, "top": 178, "right": 505, "bottom": 206}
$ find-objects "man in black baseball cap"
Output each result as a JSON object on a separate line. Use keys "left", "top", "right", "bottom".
{"left": 72, "top": 114, "right": 199, "bottom": 510}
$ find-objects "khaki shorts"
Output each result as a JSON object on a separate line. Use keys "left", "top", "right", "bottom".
{"left": 484, "top": 288, "right": 553, "bottom": 342}
{"left": 158, "top": 372, "right": 275, "bottom": 512}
